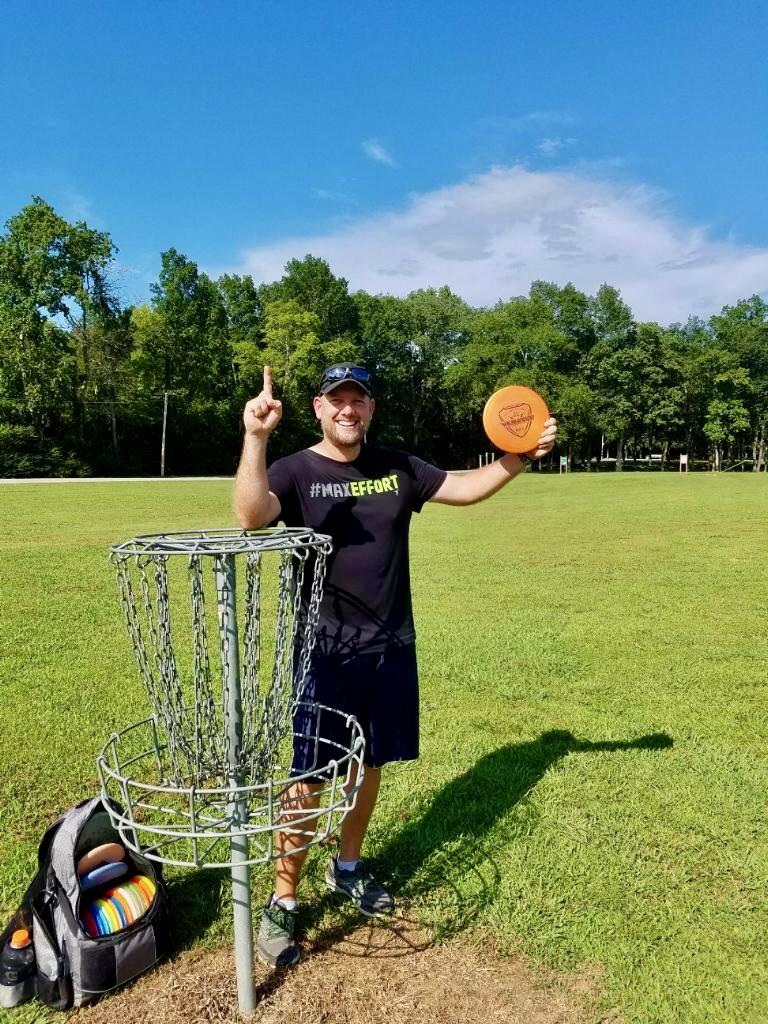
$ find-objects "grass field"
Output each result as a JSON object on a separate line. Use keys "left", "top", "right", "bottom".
{"left": 1, "top": 473, "right": 766, "bottom": 1023}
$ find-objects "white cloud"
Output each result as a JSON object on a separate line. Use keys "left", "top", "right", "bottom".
{"left": 537, "top": 136, "right": 577, "bottom": 157}
{"left": 362, "top": 139, "right": 397, "bottom": 167}
{"left": 62, "top": 189, "right": 96, "bottom": 224}
{"left": 230, "top": 165, "right": 768, "bottom": 324}
{"left": 478, "top": 111, "right": 574, "bottom": 133}
{"left": 313, "top": 187, "right": 354, "bottom": 203}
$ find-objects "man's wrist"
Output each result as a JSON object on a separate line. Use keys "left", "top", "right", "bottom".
{"left": 243, "top": 431, "right": 269, "bottom": 452}
{"left": 516, "top": 452, "right": 534, "bottom": 467}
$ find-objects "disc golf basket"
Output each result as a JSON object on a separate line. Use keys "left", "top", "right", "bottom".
{"left": 96, "top": 529, "right": 365, "bottom": 1012}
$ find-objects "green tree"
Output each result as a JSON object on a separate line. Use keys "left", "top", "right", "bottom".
{"left": 529, "top": 280, "right": 595, "bottom": 366}
{"left": 702, "top": 367, "right": 752, "bottom": 471}
{"left": 355, "top": 287, "right": 472, "bottom": 459}
{"left": 145, "top": 249, "right": 230, "bottom": 397}
{"left": 235, "top": 299, "right": 359, "bottom": 453}
{"left": 0, "top": 197, "right": 118, "bottom": 472}
{"left": 589, "top": 283, "right": 633, "bottom": 348}
{"left": 218, "top": 273, "right": 263, "bottom": 348}
{"left": 444, "top": 290, "right": 572, "bottom": 464}
{"left": 554, "top": 380, "right": 597, "bottom": 468}
{"left": 259, "top": 255, "right": 358, "bottom": 344}
{"left": 583, "top": 286, "right": 637, "bottom": 470}
{"left": 710, "top": 297, "right": 768, "bottom": 471}
{"left": 131, "top": 251, "right": 235, "bottom": 474}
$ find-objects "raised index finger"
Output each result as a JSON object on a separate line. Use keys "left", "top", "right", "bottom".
{"left": 263, "top": 365, "right": 273, "bottom": 396}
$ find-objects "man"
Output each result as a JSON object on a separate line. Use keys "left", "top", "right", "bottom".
{"left": 233, "top": 362, "right": 557, "bottom": 967}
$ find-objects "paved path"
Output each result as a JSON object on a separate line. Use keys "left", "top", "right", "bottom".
{"left": 0, "top": 476, "right": 233, "bottom": 484}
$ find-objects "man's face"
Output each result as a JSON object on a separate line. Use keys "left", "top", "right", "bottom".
{"left": 313, "top": 384, "right": 375, "bottom": 448}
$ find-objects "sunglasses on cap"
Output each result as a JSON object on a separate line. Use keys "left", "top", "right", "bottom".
{"left": 318, "top": 365, "right": 373, "bottom": 395}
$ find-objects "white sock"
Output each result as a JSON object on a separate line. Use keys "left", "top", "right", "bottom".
{"left": 336, "top": 857, "right": 359, "bottom": 872}
{"left": 271, "top": 894, "right": 298, "bottom": 912}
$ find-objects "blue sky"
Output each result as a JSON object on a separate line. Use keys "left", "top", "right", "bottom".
{"left": 2, "top": 0, "right": 767, "bottom": 322}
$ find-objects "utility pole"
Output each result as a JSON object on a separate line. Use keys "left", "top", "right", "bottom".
{"left": 160, "top": 391, "right": 169, "bottom": 478}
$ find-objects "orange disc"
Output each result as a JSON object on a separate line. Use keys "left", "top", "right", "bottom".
{"left": 482, "top": 385, "right": 550, "bottom": 454}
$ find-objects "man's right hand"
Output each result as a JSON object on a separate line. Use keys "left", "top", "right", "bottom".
{"left": 243, "top": 366, "right": 283, "bottom": 438}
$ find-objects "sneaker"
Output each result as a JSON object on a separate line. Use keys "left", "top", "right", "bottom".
{"left": 324, "top": 858, "right": 394, "bottom": 917}
{"left": 257, "top": 899, "right": 300, "bottom": 967}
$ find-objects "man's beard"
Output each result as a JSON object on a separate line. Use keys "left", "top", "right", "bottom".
{"left": 324, "top": 419, "right": 366, "bottom": 448}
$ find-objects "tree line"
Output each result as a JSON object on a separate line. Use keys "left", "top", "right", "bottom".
{"left": 1, "top": 197, "right": 766, "bottom": 477}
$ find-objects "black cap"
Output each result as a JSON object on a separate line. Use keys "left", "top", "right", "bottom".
{"left": 318, "top": 363, "right": 373, "bottom": 397}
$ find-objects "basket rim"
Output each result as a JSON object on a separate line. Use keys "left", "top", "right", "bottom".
{"left": 109, "top": 527, "right": 333, "bottom": 558}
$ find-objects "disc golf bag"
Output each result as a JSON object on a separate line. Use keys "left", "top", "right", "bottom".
{"left": 6, "top": 794, "right": 170, "bottom": 1009}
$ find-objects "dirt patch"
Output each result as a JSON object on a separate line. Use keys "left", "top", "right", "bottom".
{"left": 72, "top": 916, "right": 607, "bottom": 1024}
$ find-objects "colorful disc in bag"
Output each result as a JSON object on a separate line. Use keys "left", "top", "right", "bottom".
{"left": 80, "top": 861, "right": 128, "bottom": 890}
{"left": 115, "top": 884, "right": 142, "bottom": 921}
{"left": 111, "top": 888, "right": 135, "bottom": 924}
{"left": 81, "top": 907, "right": 99, "bottom": 937}
{"left": 109, "top": 894, "right": 130, "bottom": 929}
{"left": 76, "top": 842, "right": 125, "bottom": 877}
{"left": 93, "top": 901, "right": 112, "bottom": 935}
{"left": 133, "top": 875, "right": 156, "bottom": 904}
{"left": 124, "top": 881, "right": 147, "bottom": 917}
{"left": 101, "top": 899, "right": 122, "bottom": 934}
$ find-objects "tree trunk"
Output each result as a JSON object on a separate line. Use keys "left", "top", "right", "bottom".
{"left": 754, "top": 428, "right": 765, "bottom": 472}
{"left": 616, "top": 438, "right": 624, "bottom": 472}
{"left": 661, "top": 441, "right": 668, "bottom": 472}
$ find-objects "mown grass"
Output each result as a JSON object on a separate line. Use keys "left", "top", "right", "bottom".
{"left": 0, "top": 473, "right": 766, "bottom": 1023}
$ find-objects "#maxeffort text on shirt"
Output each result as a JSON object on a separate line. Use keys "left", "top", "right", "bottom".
{"left": 308, "top": 474, "right": 400, "bottom": 499}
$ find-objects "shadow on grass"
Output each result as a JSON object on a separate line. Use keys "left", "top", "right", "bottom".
{"left": 164, "top": 868, "right": 227, "bottom": 951}
{"left": 304, "top": 729, "right": 673, "bottom": 953}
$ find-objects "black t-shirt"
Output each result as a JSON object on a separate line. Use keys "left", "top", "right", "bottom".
{"left": 268, "top": 445, "right": 447, "bottom": 656}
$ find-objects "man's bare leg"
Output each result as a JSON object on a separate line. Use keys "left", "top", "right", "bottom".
{"left": 273, "top": 765, "right": 381, "bottom": 899}
{"left": 258, "top": 782, "right": 325, "bottom": 967}
{"left": 338, "top": 764, "right": 381, "bottom": 862}
{"left": 273, "top": 782, "right": 323, "bottom": 902}
{"left": 326, "top": 764, "right": 393, "bottom": 914}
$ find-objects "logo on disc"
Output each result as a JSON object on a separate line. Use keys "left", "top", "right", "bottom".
{"left": 498, "top": 403, "right": 534, "bottom": 438}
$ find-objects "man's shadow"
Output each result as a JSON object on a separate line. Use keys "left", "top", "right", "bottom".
{"left": 304, "top": 729, "right": 673, "bottom": 950}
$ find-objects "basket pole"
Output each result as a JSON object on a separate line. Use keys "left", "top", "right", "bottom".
{"left": 215, "top": 553, "right": 255, "bottom": 1013}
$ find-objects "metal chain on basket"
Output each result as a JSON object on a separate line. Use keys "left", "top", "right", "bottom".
{"left": 258, "top": 550, "right": 295, "bottom": 776}
{"left": 216, "top": 553, "right": 235, "bottom": 781}
{"left": 114, "top": 557, "right": 163, "bottom": 717}
{"left": 189, "top": 554, "right": 222, "bottom": 780}
{"left": 114, "top": 555, "right": 189, "bottom": 781}
{"left": 112, "top": 530, "right": 333, "bottom": 788}
{"left": 292, "top": 543, "right": 330, "bottom": 706}
{"left": 256, "top": 542, "right": 330, "bottom": 778}
{"left": 241, "top": 551, "right": 262, "bottom": 777}
{"left": 149, "top": 556, "right": 196, "bottom": 778}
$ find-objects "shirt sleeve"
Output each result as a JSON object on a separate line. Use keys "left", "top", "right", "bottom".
{"left": 266, "top": 455, "right": 299, "bottom": 526}
{"left": 407, "top": 455, "right": 448, "bottom": 513}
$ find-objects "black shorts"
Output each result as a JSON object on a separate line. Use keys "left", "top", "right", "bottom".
{"left": 291, "top": 643, "right": 419, "bottom": 775}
